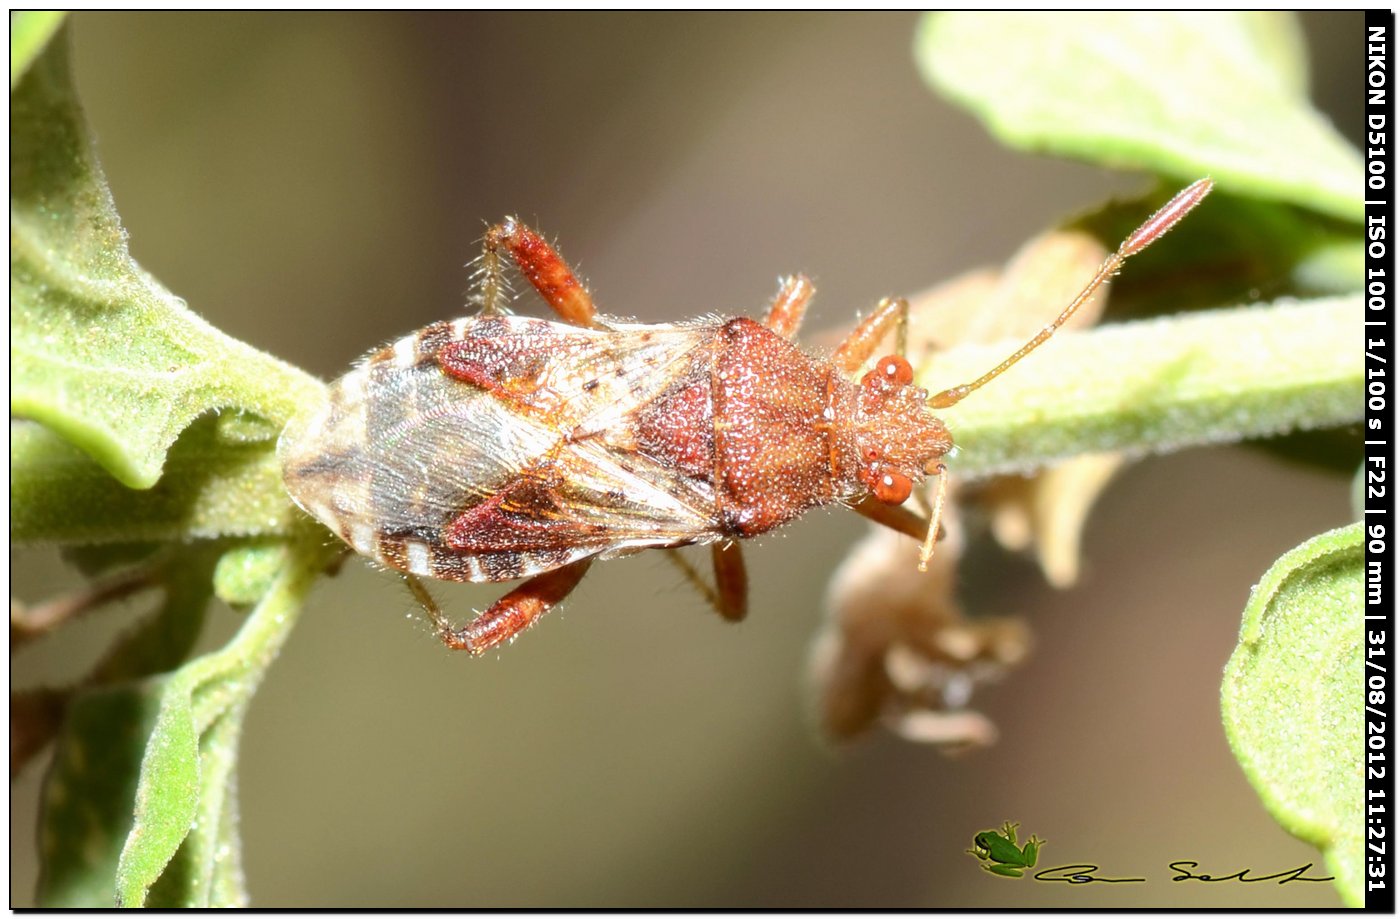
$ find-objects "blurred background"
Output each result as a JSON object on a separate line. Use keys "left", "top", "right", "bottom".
{"left": 13, "top": 12, "right": 1362, "bottom": 907}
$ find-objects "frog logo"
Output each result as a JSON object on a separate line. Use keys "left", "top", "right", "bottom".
{"left": 967, "top": 821, "right": 1044, "bottom": 878}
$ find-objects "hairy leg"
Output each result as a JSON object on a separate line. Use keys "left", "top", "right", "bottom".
{"left": 831, "top": 296, "right": 908, "bottom": 373}
{"left": 665, "top": 543, "right": 749, "bottom": 622}
{"left": 762, "top": 274, "right": 816, "bottom": 339}
{"left": 405, "top": 559, "right": 593, "bottom": 655}
{"left": 481, "top": 217, "right": 599, "bottom": 327}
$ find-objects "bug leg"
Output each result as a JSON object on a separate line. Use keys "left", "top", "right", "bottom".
{"left": 918, "top": 464, "right": 950, "bottom": 571}
{"left": 832, "top": 296, "right": 909, "bottom": 373}
{"left": 404, "top": 560, "right": 593, "bottom": 655}
{"left": 710, "top": 542, "right": 748, "bottom": 622}
{"left": 475, "top": 224, "right": 510, "bottom": 317}
{"left": 483, "top": 218, "right": 599, "bottom": 328}
{"left": 849, "top": 494, "right": 929, "bottom": 542}
{"left": 851, "top": 474, "right": 951, "bottom": 567}
{"left": 665, "top": 544, "right": 749, "bottom": 622}
{"left": 762, "top": 274, "right": 816, "bottom": 339}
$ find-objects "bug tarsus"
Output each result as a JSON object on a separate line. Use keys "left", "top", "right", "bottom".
{"left": 831, "top": 295, "right": 910, "bottom": 373}
{"left": 404, "top": 561, "right": 593, "bottom": 655}
{"left": 664, "top": 543, "right": 749, "bottom": 622}
{"left": 918, "top": 463, "right": 949, "bottom": 572}
{"left": 762, "top": 274, "right": 816, "bottom": 339}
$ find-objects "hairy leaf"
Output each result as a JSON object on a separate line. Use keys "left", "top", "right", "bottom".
{"left": 1221, "top": 524, "right": 1364, "bottom": 906}
{"left": 35, "top": 551, "right": 217, "bottom": 906}
{"left": 36, "top": 685, "right": 164, "bottom": 907}
{"left": 917, "top": 12, "right": 1364, "bottom": 222}
{"left": 10, "top": 30, "right": 323, "bottom": 491}
{"left": 12, "top": 418, "right": 301, "bottom": 545}
{"left": 213, "top": 542, "right": 289, "bottom": 607}
{"left": 922, "top": 296, "right": 1362, "bottom": 479}
{"left": 145, "top": 708, "right": 248, "bottom": 907}
{"left": 10, "top": 10, "right": 67, "bottom": 88}
{"left": 113, "top": 537, "right": 334, "bottom": 907}
{"left": 1072, "top": 189, "right": 1363, "bottom": 325}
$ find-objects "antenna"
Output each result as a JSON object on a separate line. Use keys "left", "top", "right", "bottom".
{"left": 927, "top": 178, "right": 1214, "bottom": 410}
{"left": 916, "top": 178, "right": 1214, "bottom": 571}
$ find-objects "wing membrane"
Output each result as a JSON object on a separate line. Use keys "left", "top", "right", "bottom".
{"left": 281, "top": 316, "right": 723, "bottom": 580}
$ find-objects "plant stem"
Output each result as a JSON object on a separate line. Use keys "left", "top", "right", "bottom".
{"left": 13, "top": 295, "right": 1361, "bottom": 547}
{"left": 922, "top": 295, "right": 1361, "bottom": 478}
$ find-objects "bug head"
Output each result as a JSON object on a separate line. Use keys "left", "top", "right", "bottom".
{"left": 851, "top": 354, "right": 953, "bottom": 505}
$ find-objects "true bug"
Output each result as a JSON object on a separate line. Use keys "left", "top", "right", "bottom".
{"left": 279, "top": 179, "right": 1212, "bottom": 654}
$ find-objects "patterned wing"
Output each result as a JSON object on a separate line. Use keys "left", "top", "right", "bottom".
{"left": 279, "top": 315, "right": 722, "bottom": 582}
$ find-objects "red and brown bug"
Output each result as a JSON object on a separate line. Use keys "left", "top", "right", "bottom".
{"left": 278, "top": 179, "right": 1213, "bottom": 655}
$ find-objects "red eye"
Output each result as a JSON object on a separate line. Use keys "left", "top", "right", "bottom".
{"left": 877, "top": 355, "right": 914, "bottom": 386}
{"left": 873, "top": 467, "right": 912, "bottom": 504}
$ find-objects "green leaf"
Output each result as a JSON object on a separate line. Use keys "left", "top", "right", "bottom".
{"left": 213, "top": 542, "right": 288, "bottom": 607}
{"left": 11, "top": 418, "right": 302, "bottom": 545}
{"left": 36, "top": 684, "right": 165, "bottom": 907}
{"left": 1072, "top": 189, "right": 1363, "bottom": 325}
{"left": 10, "top": 29, "right": 324, "bottom": 491}
{"left": 113, "top": 536, "right": 334, "bottom": 907}
{"left": 112, "top": 679, "right": 200, "bottom": 908}
{"left": 145, "top": 708, "right": 248, "bottom": 907}
{"left": 10, "top": 11, "right": 67, "bottom": 89}
{"left": 916, "top": 12, "right": 1364, "bottom": 222}
{"left": 35, "top": 551, "right": 217, "bottom": 906}
{"left": 1221, "top": 524, "right": 1364, "bottom": 907}
{"left": 924, "top": 296, "right": 1362, "bottom": 479}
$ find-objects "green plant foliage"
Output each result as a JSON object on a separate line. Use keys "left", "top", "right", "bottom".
{"left": 112, "top": 539, "right": 334, "bottom": 907}
{"left": 36, "top": 553, "right": 217, "bottom": 906}
{"left": 33, "top": 533, "right": 334, "bottom": 907}
{"left": 1221, "top": 525, "right": 1364, "bottom": 906}
{"left": 89, "top": 550, "right": 219, "bottom": 687}
{"left": 917, "top": 25, "right": 1364, "bottom": 901}
{"left": 925, "top": 296, "right": 1362, "bottom": 479}
{"left": 36, "top": 684, "right": 167, "bottom": 907}
{"left": 916, "top": 12, "right": 1364, "bottom": 222}
{"left": 10, "top": 30, "right": 322, "bottom": 492}
{"left": 1072, "top": 190, "right": 1363, "bottom": 325}
{"left": 11, "top": 12, "right": 1367, "bottom": 908}
{"left": 10, "top": 10, "right": 67, "bottom": 88}
{"left": 213, "top": 542, "right": 289, "bottom": 607}
{"left": 11, "top": 418, "right": 301, "bottom": 545}
{"left": 9, "top": 29, "right": 333, "bottom": 907}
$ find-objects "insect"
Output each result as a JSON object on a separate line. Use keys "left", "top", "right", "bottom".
{"left": 278, "top": 179, "right": 1212, "bottom": 655}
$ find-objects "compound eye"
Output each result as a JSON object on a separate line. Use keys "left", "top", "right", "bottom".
{"left": 877, "top": 355, "right": 914, "bottom": 386}
{"left": 872, "top": 467, "right": 913, "bottom": 504}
